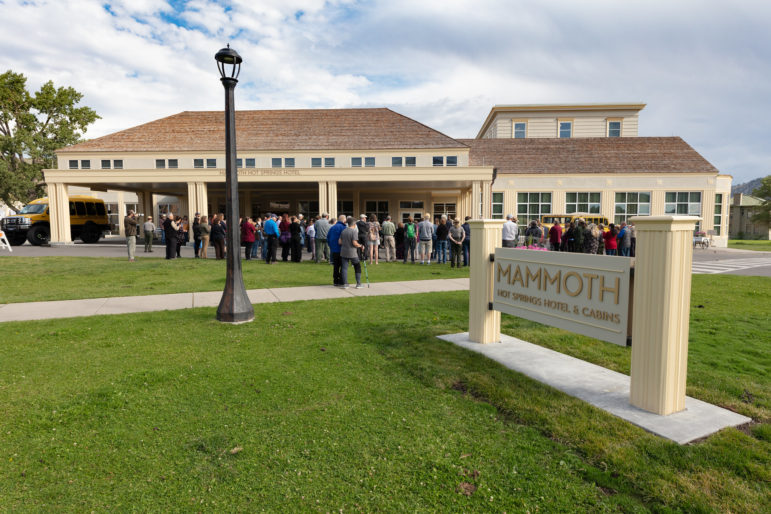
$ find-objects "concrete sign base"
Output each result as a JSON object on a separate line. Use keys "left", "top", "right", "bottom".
{"left": 439, "top": 332, "right": 751, "bottom": 445}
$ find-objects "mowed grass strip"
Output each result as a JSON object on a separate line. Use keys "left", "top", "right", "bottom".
{"left": 0, "top": 275, "right": 769, "bottom": 511}
{"left": 0, "top": 257, "right": 468, "bottom": 304}
{"left": 728, "top": 239, "right": 771, "bottom": 252}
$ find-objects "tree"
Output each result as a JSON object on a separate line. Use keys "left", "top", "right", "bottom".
{"left": 750, "top": 175, "right": 771, "bottom": 224}
{"left": 0, "top": 70, "right": 99, "bottom": 208}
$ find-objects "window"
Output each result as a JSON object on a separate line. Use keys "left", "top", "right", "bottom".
{"left": 405, "top": 156, "right": 416, "bottom": 167}
{"left": 236, "top": 158, "right": 243, "bottom": 168}
{"left": 114, "top": 160, "right": 123, "bottom": 169}
{"left": 272, "top": 158, "right": 282, "bottom": 168}
{"left": 365, "top": 157, "right": 375, "bottom": 167}
{"left": 68, "top": 160, "right": 78, "bottom": 169}
{"left": 433, "top": 156, "right": 444, "bottom": 166}
{"left": 365, "top": 200, "right": 389, "bottom": 222}
{"left": 206, "top": 158, "right": 216, "bottom": 168}
{"left": 101, "top": 159, "right": 111, "bottom": 169}
{"left": 559, "top": 121, "right": 572, "bottom": 138}
{"left": 352, "top": 157, "right": 375, "bottom": 167}
{"left": 433, "top": 203, "right": 457, "bottom": 220}
{"left": 194, "top": 159, "right": 204, "bottom": 169}
{"left": 392, "top": 157, "right": 403, "bottom": 167}
{"left": 337, "top": 200, "right": 354, "bottom": 217}
{"left": 95, "top": 203, "right": 106, "bottom": 215}
{"left": 324, "top": 157, "right": 335, "bottom": 167}
{"left": 351, "top": 157, "right": 362, "bottom": 167}
{"left": 513, "top": 122, "right": 527, "bottom": 139}
{"left": 614, "top": 192, "right": 651, "bottom": 224}
{"left": 517, "top": 192, "right": 552, "bottom": 224}
{"left": 156, "top": 159, "right": 165, "bottom": 169}
{"left": 608, "top": 121, "right": 621, "bottom": 137}
{"left": 75, "top": 202, "right": 86, "bottom": 215}
{"left": 399, "top": 201, "right": 424, "bottom": 209}
{"left": 298, "top": 201, "right": 320, "bottom": 218}
{"left": 285, "top": 158, "right": 295, "bottom": 168}
{"left": 446, "top": 156, "right": 457, "bottom": 166}
{"left": 81, "top": 160, "right": 91, "bottom": 169}
{"left": 86, "top": 202, "right": 97, "bottom": 216}
{"left": 566, "top": 192, "right": 601, "bottom": 214}
{"left": 311, "top": 158, "right": 322, "bottom": 168}
{"left": 713, "top": 193, "right": 723, "bottom": 235}
{"left": 168, "top": 159, "right": 178, "bottom": 169}
{"left": 665, "top": 192, "right": 701, "bottom": 215}
{"left": 245, "top": 158, "right": 255, "bottom": 168}
{"left": 492, "top": 192, "right": 504, "bottom": 219}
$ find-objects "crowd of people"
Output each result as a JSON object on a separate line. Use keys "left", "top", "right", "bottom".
{"left": 501, "top": 214, "right": 637, "bottom": 256}
{"left": 124, "top": 211, "right": 637, "bottom": 268}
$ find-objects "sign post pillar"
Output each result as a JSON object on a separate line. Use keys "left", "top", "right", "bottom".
{"left": 629, "top": 215, "right": 700, "bottom": 415}
{"left": 468, "top": 220, "right": 505, "bottom": 344}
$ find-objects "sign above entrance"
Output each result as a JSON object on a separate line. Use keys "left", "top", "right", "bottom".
{"left": 492, "top": 249, "right": 631, "bottom": 346}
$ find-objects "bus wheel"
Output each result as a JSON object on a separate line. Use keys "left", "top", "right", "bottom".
{"left": 80, "top": 223, "right": 101, "bottom": 244}
{"left": 27, "top": 224, "right": 50, "bottom": 246}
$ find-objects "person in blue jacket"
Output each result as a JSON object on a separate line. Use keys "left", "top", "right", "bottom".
{"left": 327, "top": 215, "right": 347, "bottom": 287}
{"left": 262, "top": 213, "right": 280, "bottom": 264}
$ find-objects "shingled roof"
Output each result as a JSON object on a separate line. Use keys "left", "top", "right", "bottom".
{"left": 59, "top": 108, "right": 467, "bottom": 153}
{"left": 458, "top": 137, "right": 719, "bottom": 174}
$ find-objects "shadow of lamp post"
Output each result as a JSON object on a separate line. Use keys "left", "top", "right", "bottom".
{"left": 215, "top": 44, "right": 254, "bottom": 324}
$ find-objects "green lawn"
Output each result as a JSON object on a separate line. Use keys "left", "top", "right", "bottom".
{"left": 728, "top": 239, "right": 771, "bottom": 251}
{"left": 0, "top": 275, "right": 768, "bottom": 511}
{"left": 0, "top": 257, "right": 468, "bottom": 304}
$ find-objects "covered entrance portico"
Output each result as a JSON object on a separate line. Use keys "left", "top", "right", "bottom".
{"left": 43, "top": 167, "right": 495, "bottom": 243}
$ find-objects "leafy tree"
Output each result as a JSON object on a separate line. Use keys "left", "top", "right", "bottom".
{"left": 750, "top": 175, "right": 770, "bottom": 224}
{"left": 0, "top": 70, "right": 99, "bottom": 208}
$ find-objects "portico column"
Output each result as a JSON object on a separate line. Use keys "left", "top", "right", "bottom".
{"left": 139, "top": 191, "right": 153, "bottom": 221}
{"left": 117, "top": 191, "right": 126, "bottom": 236}
{"left": 48, "top": 182, "right": 72, "bottom": 244}
{"left": 327, "top": 181, "right": 338, "bottom": 219}
{"left": 481, "top": 181, "right": 492, "bottom": 218}
{"left": 318, "top": 181, "right": 328, "bottom": 216}
{"left": 187, "top": 182, "right": 209, "bottom": 217}
{"left": 629, "top": 215, "right": 699, "bottom": 415}
{"left": 471, "top": 181, "right": 481, "bottom": 219}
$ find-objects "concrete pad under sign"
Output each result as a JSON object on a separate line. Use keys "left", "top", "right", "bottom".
{"left": 438, "top": 332, "right": 751, "bottom": 444}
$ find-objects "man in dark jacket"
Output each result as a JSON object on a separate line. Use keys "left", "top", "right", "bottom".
{"left": 124, "top": 210, "right": 138, "bottom": 262}
{"left": 192, "top": 213, "right": 201, "bottom": 258}
{"left": 328, "top": 215, "right": 347, "bottom": 286}
{"left": 162, "top": 213, "right": 179, "bottom": 260}
{"left": 356, "top": 214, "right": 368, "bottom": 260}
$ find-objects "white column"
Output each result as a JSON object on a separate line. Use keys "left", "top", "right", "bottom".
{"left": 117, "top": 191, "right": 126, "bottom": 236}
{"left": 318, "top": 181, "right": 328, "bottom": 216}
{"left": 629, "top": 215, "right": 699, "bottom": 415}
{"left": 48, "top": 182, "right": 72, "bottom": 244}
{"left": 327, "top": 181, "right": 338, "bottom": 219}
{"left": 468, "top": 220, "right": 505, "bottom": 344}
{"left": 471, "top": 181, "right": 481, "bottom": 219}
{"left": 482, "top": 180, "right": 492, "bottom": 218}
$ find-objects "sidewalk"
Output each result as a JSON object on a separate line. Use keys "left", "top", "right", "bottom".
{"left": 0, "top": 278, "right": 470, "bottom": 323}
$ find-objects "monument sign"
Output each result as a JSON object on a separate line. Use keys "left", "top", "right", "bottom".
{"left": 493, "top": 249, "right": 631, "bottom": 346}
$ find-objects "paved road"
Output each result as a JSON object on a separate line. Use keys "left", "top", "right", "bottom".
{"left": 2, "top": 237, "right": 771, "bottom": 277}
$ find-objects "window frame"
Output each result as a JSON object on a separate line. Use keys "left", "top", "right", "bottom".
{"left": 446, "top": 156, "right": 457, "bottom": 167}
{"left": 614, "top": 191, "right": 651, "bottom": 224}
{"left": 271, "top": 158, "right": 282, "bottom": 168}
{"left": 607, "top": 119, "right": 622, "bottom": 138}
{"left": 285, "top": 157, "right": 295, "bottom": 168}
{"left": 391, "top": 157, "right": 403, "bottom": 167}
{"left": 558, "top": 119, "right": 573, "bottom": 138}
{"left": 68, "top": 160, "right": 78, "bottom": 169}
{"left": 513, "top": 120, "right": 527, "bottom": 139}
{"left": 565, "top": 191, "right": 601, "bottom": 214}
{"left": 80, "top": 159, "right": 91, "bottom": 170}
{"left": 351, "top": 157, "right": 362, "bottom": 168}
{"left": 194, "top": 159, "right": 204, "bottom": 169}
{"left": 206, "top": 158, "right": 217, "bottom": 169}
{"left": 244, "top": 158, "right": 255, "bottom": 168}
{"left": 311, "top": 157, "right": 322, "bottom": 168}
{"left": 113, "top": 159, "right": 123, "bottom": 169}
{"left": 101, "top": 159, "right": 111, "bottom": 169}
{"left": 364, "top": 157, "right": 375, "bottom": 167}
{"left": 517, "top": 192, "right": 553, "bottom": 225}
{"left": 324, "top": 157, "right": 335, "bottom": 168}
{"left": 155, "top": 159, "right": 165, "bottom": 169}
{"left": 432, "top": 156, "right": 444, "bottom": 166}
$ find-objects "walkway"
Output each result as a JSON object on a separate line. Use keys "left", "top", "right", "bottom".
{"left": 0, "top": 278, "right": 470, "bottom": 323}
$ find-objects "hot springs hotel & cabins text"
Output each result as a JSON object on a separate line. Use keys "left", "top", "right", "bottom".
{"left": 44, "top": 103, "right": 731, "bottom": 246}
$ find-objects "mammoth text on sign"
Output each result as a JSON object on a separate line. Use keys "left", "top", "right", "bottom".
{"left": 492, "top": 248, "right": 631, "bottom": 346}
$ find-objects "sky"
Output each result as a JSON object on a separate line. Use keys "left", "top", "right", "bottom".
{"left": 1, "top": 0, "right": 769, "bottom": 184}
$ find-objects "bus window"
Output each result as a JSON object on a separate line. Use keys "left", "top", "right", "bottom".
{"left": 75, "top": 202, "right": 86, "bottom": 215}
{"left": 86, "top": 202, "right": 97, "bottom": 216}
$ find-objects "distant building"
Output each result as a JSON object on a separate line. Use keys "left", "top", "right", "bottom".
{"left": 43, "top": 103, "right": 731, "bottom": 246}
{"left": 729, "top": 194, "right": 770, "bottom": 240}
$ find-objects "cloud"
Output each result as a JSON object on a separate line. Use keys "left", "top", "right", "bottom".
{"left": 0, "top": 0, "right": 769, "bottom": 182}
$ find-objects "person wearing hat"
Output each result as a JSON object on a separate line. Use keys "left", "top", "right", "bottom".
{"left": 502, "top": 214, "right": 519, "bottom": 248}
{"left": 143, "top": 215, "right": 156, "bottom": 253}
{"left": 124, "top": 209, "right": 138, "bottom": 261}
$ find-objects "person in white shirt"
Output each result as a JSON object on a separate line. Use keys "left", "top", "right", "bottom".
{"left": 502, "top": 214, "right": 519, "bottom": 247}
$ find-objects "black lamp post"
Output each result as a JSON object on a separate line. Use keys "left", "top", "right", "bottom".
{"left": 215, "top": 44, "right": 254, "bottom": 324}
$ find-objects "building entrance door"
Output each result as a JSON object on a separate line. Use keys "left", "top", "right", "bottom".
{"left": 400, "top": 211, "right": 422, "bottom": 223}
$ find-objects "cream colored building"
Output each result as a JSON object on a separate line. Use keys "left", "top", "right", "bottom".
{"left": 44, "top": 104, "right": 731, "bottom": 246}
{"left": 729, "top": 194, "right": 770, "bottom": 240}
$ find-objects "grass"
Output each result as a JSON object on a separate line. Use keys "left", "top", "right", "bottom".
{"left": 0, "top": 257, "right": 468, "bottom": 304}
{"left": 0, "top": 275, "right": 769, "bottom": 511}
{"left": 728, "top": 239, "right": 771, "bottom": 251}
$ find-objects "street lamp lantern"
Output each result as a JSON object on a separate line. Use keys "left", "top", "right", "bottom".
{"left": 215, "top": 44, "right": 242, "bottom": 79}
{"left": 215, "top": 44, "right": 254, "bottom": 324}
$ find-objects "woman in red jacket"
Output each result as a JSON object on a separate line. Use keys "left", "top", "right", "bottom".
{"left": 241, "top": 217, "right": 257, "bottom": 260}
{"left": 603, "top": 224, "right": 618, "bottom": 256}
